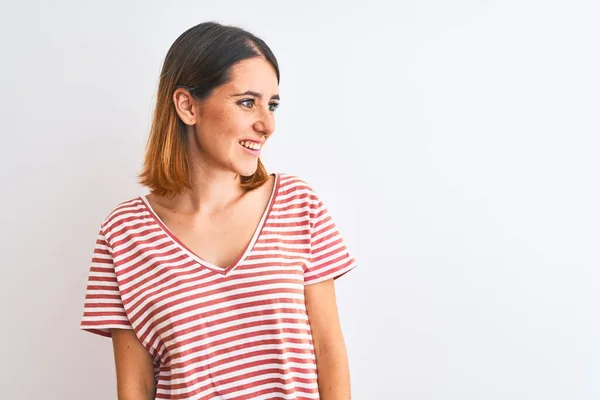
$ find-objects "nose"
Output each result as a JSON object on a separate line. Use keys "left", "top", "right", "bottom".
{"left": 253, "top": 107, "right": 275, "bottom": 137}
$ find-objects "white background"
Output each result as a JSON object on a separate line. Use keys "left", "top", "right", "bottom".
{"left": 0, "top": 0, "right": 598, "bottom": 398}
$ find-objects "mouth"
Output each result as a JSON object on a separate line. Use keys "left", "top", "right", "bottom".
{"left": 239, "top": 140, "right": 263, "bottom": 155}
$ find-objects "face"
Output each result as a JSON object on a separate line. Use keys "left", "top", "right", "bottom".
{"left": 174, "top": 57, "right": 280, "bottom": 178}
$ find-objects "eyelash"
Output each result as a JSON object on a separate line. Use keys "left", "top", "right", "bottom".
{"left": 238, "top": 98, "right": 280, "bottom": 112}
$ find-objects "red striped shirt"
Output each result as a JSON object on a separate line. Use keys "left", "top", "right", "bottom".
{"left": 80, "top": 173, "right": 356, "bottom": 399}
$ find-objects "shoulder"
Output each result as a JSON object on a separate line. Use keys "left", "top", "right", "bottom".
{"left": 275, "top": 172, "right": 320, "bottom": 201}
{"left": 98, "top": 195, "right": 148, "bottom": 238}
{"left": 273, "top": 173, "right": 327, "bottom": 223}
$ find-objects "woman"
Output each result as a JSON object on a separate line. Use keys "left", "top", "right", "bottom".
{"left": 80, "top": 21, "right": 357, "bottom": 400}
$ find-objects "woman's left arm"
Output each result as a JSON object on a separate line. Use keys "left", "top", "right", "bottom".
{"left": 305, "top": 278, "right": 351, "bottom": 400}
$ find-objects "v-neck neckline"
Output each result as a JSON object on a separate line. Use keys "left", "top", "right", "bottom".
{"left": 139, "top": 173, "right": 280, "bottom": 276}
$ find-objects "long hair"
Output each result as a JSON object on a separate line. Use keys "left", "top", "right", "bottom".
{"left": 138, "top": 22, "right": 280, "bottom": 197}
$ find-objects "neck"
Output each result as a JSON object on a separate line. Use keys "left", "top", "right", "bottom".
{"left": 167, "top": 161, "right": 246, "bottom": 216}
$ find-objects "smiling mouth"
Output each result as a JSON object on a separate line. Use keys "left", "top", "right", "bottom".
{"left": 239, "top": 140, "right": 262, "bottom": 151}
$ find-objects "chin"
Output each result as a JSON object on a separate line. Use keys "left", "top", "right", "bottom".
{"left": 235, "top": 162, "right": 259, "bottom": 178}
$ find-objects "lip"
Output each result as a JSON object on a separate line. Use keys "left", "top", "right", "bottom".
{"left": 239, "top": 138, "right": 265, "bottom": 145}
{"left": 240, "top": 144, "right": 261, "bottom": 156}
{"left": 239, "top": 139, "right": 263, "bottom": 156}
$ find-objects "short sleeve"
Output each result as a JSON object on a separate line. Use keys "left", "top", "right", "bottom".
{"left": 304, "top": 194, "right": 357, "bottom": 285}
{"left": 79, "top": 226, "right": 133, "bottom": 337}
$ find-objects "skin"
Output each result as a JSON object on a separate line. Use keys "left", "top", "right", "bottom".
{"left": 112, "top": 56, "right": 351, "bottom": 399}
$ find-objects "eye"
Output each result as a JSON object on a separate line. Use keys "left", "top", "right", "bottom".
{"left": 238, "top": 99, "right": 255, "bottom": 108}
{"left": 238, "top": 98, "right": 280, "bottom": 112}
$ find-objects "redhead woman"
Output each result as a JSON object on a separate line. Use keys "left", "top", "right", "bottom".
{"left": 80, "top": 21, "right": 357, "bottom": 400}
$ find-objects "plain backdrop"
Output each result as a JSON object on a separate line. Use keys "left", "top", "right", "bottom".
{"left": 0, "top": 0, "right": 598, "bottom": 399}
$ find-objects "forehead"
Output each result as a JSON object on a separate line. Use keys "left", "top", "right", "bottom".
{"left": 225, "top": 57, "right": 279, "bottom": 94}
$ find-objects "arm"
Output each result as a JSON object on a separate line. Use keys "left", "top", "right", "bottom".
{"left": 111, "top": 328, "right": 156, "bottom": 400}
{"left": 305, "top": 279, "right": 351, "bottom": 399}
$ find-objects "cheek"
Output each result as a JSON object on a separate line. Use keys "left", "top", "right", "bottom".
{"left": 200, "top": 109, "right": 232, "bottom": 140}
{"left": 221, "top": 111, "right": 252, "bottom": 139}
{"left": 200, "top": 104, "right": 251, "bottom": 148}
{"left": 215, "top": 106, "right": 240, "bottom": 133}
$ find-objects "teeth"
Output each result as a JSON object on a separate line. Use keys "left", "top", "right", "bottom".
{"left": 239, "top": 140, "right": 261, "bottom": 150}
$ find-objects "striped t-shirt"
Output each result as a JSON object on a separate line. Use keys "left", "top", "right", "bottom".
{"left": 80, "top": 173, "right": 357, "bottom": 399}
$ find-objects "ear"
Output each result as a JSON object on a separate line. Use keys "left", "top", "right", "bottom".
{"left": 173, "top": 88, "right": 198, "bottom": 126}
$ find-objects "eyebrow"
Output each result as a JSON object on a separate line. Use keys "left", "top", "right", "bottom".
{"left": 231, "top": 90, "right": 280, "bottom": 101}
